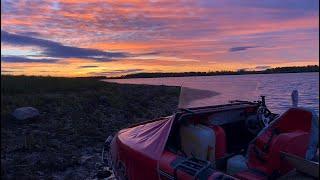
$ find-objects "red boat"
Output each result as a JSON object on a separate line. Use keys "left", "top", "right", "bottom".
{"left": 104, "top": 91, "right": 319, "bottom": 180}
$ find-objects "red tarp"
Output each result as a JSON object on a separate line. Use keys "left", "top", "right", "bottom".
{"left": 111, "top": 116, "right": 174, "bottom": 179}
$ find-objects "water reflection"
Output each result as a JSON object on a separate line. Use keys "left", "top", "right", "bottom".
{"left": 105, "top": 72, "right": 319, "bottom": 115}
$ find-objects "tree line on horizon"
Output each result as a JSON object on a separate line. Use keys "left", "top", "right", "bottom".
{"left": 109, "top": 65, "right": 319, "bottom": 79}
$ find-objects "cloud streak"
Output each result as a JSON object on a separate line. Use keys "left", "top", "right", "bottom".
{"left": 1, "top": 55, "right": 60, "bottom": 63}
{"left": 87, "top": 68, "right": 144, "bottom": 76}
{"left": 1, "top": 30, "right": 130, "bottom": 61}
{"left": 229, "top": 46, "right": 258, "bottom": 52}
{"left": 78, "top": 65, "right": 99, "bottom": 69}
{"left": 255, "top": 65, "right": 271, "bottom": 70}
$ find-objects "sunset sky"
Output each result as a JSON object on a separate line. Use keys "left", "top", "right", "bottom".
{"left": 1, "top": 0, "right": 319, "bottom": 77}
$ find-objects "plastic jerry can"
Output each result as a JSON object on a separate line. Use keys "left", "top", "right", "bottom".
{"left": 180, "top": 124, "right": 216, "bottom": 162}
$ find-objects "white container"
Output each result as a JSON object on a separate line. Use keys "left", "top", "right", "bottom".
{"left": 180, "top": 124, "right": 216, "bottom": 162}
{"left": 226, "top": 155, "right": 248, "bottom": 175}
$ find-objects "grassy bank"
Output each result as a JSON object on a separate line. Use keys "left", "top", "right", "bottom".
{"left": 1, "top": 75, "right": 179, "bottom": 179}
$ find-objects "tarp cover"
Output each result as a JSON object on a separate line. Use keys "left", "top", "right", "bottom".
{"left": 111, "top": 116, "right": 174, "bottom": 179}
{"left": 117, "top": 116, "right": 174, "bottom": 160}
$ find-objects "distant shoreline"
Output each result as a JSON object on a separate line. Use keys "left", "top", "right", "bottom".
{"left": 108, "top": 65, "right": 319, "bottom": 79}
{"left": 108, "top": 71, "right": 319, "bottom": 80}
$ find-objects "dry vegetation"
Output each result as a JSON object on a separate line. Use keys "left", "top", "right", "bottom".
{"left": 1, "top": 75, "right": 179, "bottom": 179}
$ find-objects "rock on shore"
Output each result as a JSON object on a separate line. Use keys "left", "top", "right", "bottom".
{"left": 11, "top": 107, "right": 40, "bottom": 121}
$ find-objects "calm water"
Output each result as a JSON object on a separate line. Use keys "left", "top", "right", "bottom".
{"left": 105, "top": 73, "right": 319, "bottom": 115}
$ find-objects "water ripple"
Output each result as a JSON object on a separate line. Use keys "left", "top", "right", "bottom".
{"left": 105, "top": 72, "right": 319, "bottom": 115}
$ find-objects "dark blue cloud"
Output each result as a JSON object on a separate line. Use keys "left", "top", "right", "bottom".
{"left": 1, "top": 55, "right": 60, "bottom": 63}
{"left": 39, "top": 70, "right": 59, "bottom": 72}
{"left": 229, "top": 46, "right": 257, "bottom": 52}
{"left": 87, "top": 68, "right": 144, "bottom": 76}
{"left": 78, "top": 65, "right": 99, "bottom": 69}
{"left": 1, "top": 70, "right": 15, "bottom": 73}
{"left": 2, "top": 30, "right": 56, "bottom": 46}
{"left": 1, "top": 30, "right": 130, "bottom": 61}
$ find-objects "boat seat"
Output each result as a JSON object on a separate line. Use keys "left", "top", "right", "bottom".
{"left": 270, "top": 107, "right": 312, "bottom": 133}
{"left": 234, "top": 108, "right": 313, "bottom": 179}
{"left": 246, "top": 131, "right": 310, "bottom": 175}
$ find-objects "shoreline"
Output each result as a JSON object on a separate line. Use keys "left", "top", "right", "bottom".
{"left": 108, "top": 71, "right": 319, "bottom": 79}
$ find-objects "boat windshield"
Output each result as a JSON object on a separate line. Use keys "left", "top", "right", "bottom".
{"left": 178, "top": 81, "right": 260, "bottom": 109}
